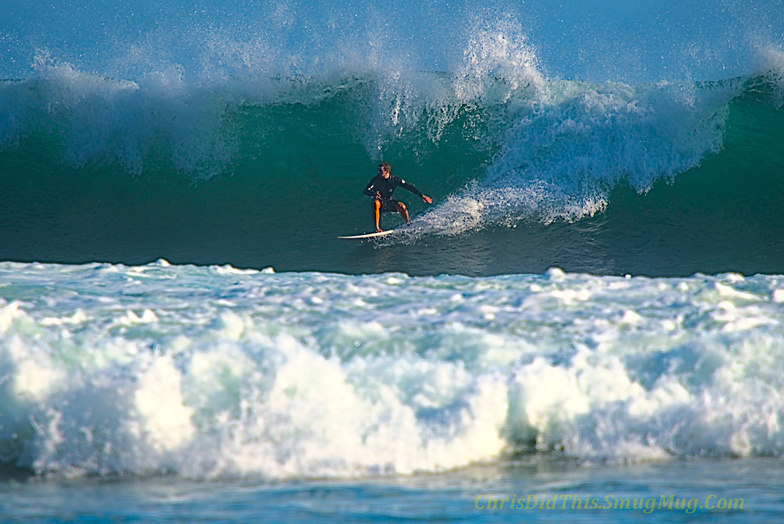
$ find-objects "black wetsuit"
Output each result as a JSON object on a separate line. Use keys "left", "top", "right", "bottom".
{"left": 363, "top": 174, "right": 424, "bottom": 211}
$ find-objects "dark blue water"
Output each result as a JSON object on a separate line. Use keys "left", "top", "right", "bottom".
{"left": 1, "top": 459, "right": 780, "bottom": 522}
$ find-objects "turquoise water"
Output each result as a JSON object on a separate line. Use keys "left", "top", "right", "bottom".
{"left": 3, "top": 0, "right": 784, "bottom": 521}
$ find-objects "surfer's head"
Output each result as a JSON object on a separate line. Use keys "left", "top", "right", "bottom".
{"left": 378, "top": 162, "right": 391, "bottom": 178}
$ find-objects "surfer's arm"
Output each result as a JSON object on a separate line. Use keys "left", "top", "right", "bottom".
{"left": 363, "top": 179, "right": 378, "bottom": 197}
{"left": 399, "top": 180, "right": 432, "bottom": 203}
{"left": 399, "top": 180, "right": 423, "bottom": 198}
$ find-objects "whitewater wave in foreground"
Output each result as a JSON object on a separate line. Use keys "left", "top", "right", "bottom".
{"left": 1, "top": 261, "right": 784, "bottom": 479}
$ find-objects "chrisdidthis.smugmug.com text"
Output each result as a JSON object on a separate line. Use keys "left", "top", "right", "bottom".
{"left": 475, "top": 493, "right": 744, "bottom": 514}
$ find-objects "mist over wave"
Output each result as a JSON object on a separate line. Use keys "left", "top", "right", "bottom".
{"left": 4, "top": 0, "right": 783, "bottom": 82}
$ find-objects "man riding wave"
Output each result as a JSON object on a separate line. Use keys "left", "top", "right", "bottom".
{"left": 363, "top": 162, "right": 432, "bottom": 232}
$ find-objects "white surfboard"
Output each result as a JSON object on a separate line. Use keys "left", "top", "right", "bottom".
{"left": 338, "top": 230, "right": 396, "bottom": 240}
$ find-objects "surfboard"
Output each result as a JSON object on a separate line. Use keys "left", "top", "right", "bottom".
{"left": 338, "top": 230, "right": 396, "bottom": 240}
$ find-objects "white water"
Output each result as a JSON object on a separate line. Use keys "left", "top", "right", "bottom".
{"left": 2, "top": 261, "right": 784, "bottom": 479}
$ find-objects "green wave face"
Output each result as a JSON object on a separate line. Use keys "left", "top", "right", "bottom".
{"left": 0, "top": 71, "right": 783, "bottom": 276}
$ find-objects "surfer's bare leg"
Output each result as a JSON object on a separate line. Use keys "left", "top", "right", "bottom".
{"left": 396, "top": 202, "right": 410, "bottom": 223}
{"left": 373, "top": 199, "right": 383, "bottom": 232}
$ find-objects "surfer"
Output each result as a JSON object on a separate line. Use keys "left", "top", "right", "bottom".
{"left": 363, "top": 162, "right": 433, "bottom": 232}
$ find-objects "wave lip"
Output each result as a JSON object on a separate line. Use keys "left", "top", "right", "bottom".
{"left": 407, "top": 76, "right": 743, "bottom": 239}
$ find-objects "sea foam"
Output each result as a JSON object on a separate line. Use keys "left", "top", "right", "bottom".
{"left": 2, "top": 262, "right": 784, "bottom": 479}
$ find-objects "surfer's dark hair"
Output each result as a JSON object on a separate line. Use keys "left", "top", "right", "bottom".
{"left": 379, "top": 162, "right": 391, "bottom": 173}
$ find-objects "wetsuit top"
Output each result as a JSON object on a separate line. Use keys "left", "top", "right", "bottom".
{"left": 363, "top": 174, "right": 424, "bottom": 201}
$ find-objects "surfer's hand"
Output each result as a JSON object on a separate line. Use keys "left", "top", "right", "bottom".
{"left": 374, "top": 191, "right": 381, "bottom": 200}
{"left": 422, "top": 195, "right": 433, "bottom": 204}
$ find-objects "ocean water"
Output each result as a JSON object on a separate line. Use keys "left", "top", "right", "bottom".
{"left": 2, "top": 0, "right": 784, "bottom": 521}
